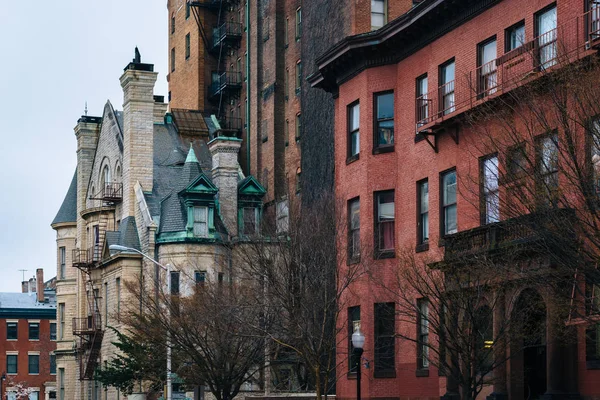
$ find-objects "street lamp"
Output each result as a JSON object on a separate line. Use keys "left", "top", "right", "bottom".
{"left": 1, "top": 372, "right": 6, "bottom": 400}
{"left": 109, "top": 244, "right": 173, "bottom": 400}
{"left": 351, "top": 328, "right": 365, "bottom": 400}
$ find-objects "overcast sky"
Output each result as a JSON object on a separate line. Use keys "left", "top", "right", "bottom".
{"left": 0, "top": 1, "right": 168, "bottom": 292}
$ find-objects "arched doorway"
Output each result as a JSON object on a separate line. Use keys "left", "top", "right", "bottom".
{"left": 510, "top": 289, "right": 547, "bottom": 400}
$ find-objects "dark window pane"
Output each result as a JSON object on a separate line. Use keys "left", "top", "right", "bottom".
{"left": 29, "top": 323, "right": 40, "bottom": 340}
{"left": 29, "top": 355, "right": 39, "bottom": 374}
{"left": 7, "top": 322, "right": 17, "bottom": 340}
{"left": 50, "top": 323, "right": 57, "bottom": 341}
{"left": 374, "top": 303, "right": 395, "bottom": 372}
{"left": 7, "top": 355, "right": 17, "bottom": 374}
{"left": 170, "top": 272, "right": 180, "bottom": 295}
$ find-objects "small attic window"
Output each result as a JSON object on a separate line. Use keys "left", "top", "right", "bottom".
{"left": 193, "top": 206, "right": 208, "bottom": 237}
{"left": 242, "top": 207, "right": 259, "bottom": 235}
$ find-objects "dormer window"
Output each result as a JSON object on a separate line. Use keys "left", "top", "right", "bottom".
{"left": 242, "top": 207, "right": 259, "bottom": 235}
{"left": 193, "top": 206, "right": 209, "bottom": 237}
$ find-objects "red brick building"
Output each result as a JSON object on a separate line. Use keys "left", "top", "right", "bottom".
{"left": 0, "top": 269, "right": 57, "bottom": 399}
{"left": 311, "top": 1, "right": 600, "bottom": 399}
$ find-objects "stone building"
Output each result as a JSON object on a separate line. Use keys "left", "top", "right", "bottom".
{"left": 0, "top": 269, "right": 57, "bottom": 400}
{"left": 51, "top": 52, "right": 265, "bottom": 400}
{"left": 311, "top": 0, "right": 600, "bottom": 399}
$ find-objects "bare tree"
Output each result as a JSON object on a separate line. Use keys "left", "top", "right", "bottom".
{"left": 236, "top": 192, "right": 368, "bottom": 400}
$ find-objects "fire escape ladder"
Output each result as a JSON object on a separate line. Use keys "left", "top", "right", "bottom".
{"left": 75, "top": 272, "right": 104, "bottom": 380}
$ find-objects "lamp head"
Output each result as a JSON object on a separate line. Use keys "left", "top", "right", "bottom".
{"left": 109, "top": 244, "right": 131, "bottom": 252}
{"left": 352, "top": 327, "right": 365, "bottom": 349}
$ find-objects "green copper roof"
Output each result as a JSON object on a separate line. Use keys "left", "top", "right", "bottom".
{"left": 185, "top": 143, "right": 199, "bottom": 164}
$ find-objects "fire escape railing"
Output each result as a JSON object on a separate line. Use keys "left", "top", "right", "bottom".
{"left": 415, "top": 8, "right": 600, "bottom": 133}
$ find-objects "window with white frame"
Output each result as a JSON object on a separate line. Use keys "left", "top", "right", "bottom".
{"left": 371, "top": 0, "right": 387, "bottom": 30}
{"left": 348, "top": 102, "right": 360, "bottom": 159}
{"left": 441, "top": 170, "right": 457, "bottom": 235}
{"left": 482, "top": 155, "right": 499, "bottom": 224}
{"left": 417, "top": 298, "right": 429, "bottom": 369}
{"left": 348, "top": 198, "right": 360, "bottom": 261}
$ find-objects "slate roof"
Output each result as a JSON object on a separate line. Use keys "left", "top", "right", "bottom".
{"left": 0, "top": 291, "right": 57, "bottom": 318}
{"left": 105, "top": 216, "right": 141, "bottom": 253}
{"left": 52, "top": 169, "right": 78, "bottom": 226}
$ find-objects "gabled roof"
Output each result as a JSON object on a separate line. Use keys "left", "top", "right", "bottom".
{"left": 238, "top": 176, "right": 267, "bottom": 197}
{"left": 182, "top": 173, "right": 218, "bottom": 196}
{"left": 52, "top": 169, "right": 78, "bottom": 226}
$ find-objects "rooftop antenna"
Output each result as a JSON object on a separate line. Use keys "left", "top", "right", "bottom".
{"left": 18, "top": 269, "right": 28, "bottom": 282}
{"left": 84, "top": 101, "right": 88, "bottom": 116}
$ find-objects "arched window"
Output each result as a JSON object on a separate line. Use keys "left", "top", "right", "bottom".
{"left": 296, "top": 167, "right": 301, "bottom": 193}
{"left": 115, "top": 164, "right": 122, "bottom": 183}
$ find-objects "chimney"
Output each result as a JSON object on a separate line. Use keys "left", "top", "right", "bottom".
{"left": 209, "top": 137, "right": 242, "bottom": 235}
{"left": 36, "top": 269, "right": 44, "bottom": 303}
{"left": 21, "top": 281, "right": 27, "bottom": 293}
{"left": 28, "top": 278, "right": 35, "bottom": 296}
{"left": 74, "top": 115, "right": 101, "bottom": 246}
{"left": 120, "top": 48, "right": 158, "bottom": 218}
{"left": 153, "top": 95, "right": 168, "bottom": 123}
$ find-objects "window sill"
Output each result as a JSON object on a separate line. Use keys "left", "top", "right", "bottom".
{"left": 29, "top": 339, "right": 40, "bottom": 342}
{"left": 587, "top": 360, "right": 600, "bottom": 369}
{"left": 29, "top": 373, "right": 39, "bottom": 376}
{"left": 416, "top": 368, "right": 430, "bottom": 377}
{"left": 374, "top": 370, "right": 396, "bottom": 379}
{"left": 373, "top": 145, "right": 394, "bottom": 155}
{"left": 346, "top": 154, "right": 360, "bottom": 165}
{"left": 415, "top": 242, "right": 429, "bottom": 253}
{"left": 375, "top": 250, "right": 395, "bottom": 260}
{"left": 7, "top": 339, "right": 17, "bottom": 341}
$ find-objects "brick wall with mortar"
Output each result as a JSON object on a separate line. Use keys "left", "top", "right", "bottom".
{"left": 329, "top": 1, "right": 595, "bottom": 400}
{"left": 209, "top": 137, "right": 242, "bottom": 234}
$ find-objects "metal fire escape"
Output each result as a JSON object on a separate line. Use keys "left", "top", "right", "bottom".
{"left": 188, "top": 0, "right": 242, "bottom": 136}
{"left": 72, "top": 182, "right": 123, "bottom": 380}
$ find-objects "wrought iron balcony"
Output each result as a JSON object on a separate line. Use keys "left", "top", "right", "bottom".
{"left": 209, "top": 71, "right": 242, "bottom": 100}
{"left": 90, "top": 182, "right": 123, "bottom": 202}
{"left": 443, "top": 209, "right": 576, "bottom": 262}
{"left": 210, "top": 22, "right": 242, "bottom": 53}
{"left": 72, "top": 247, "right": 101, "bottom": 269}
{"left": 72, "top": 312, "right": 102, "bottom": 336}
{"left": 415, "top": 8, "right": 600, "bottom": 134}
{"left": 188, "top": 0, "right": 238, "bottom": 11}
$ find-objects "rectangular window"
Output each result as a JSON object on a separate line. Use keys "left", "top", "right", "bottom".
{"left": 416, "top": 74, "right": 429, "bottom": 127}
{"left": 441, "top": 170, "right": 458, "bottom": 235}
{"left": 50, "top": 353, "right": 56, "bottom": 375}
{"left": 193, "top": 206, "right": 208, "bottom": 237}
{"left": 285, "top": 119, "right": 290, "bottom": 146}
{"left": 7, "top": 322, "right": 17, "bottom": 340}
{"left": 59, "top": 303, "right": 65, "bottom": 340}
{"left": 374, "top": 91, "right": 394, "bottom": 149}
{"left": 116, "top": 277, "right": 121, "bottom": 319}
{"left": 348, "top": 198, "right": 360, "bottom": 261}
{"left": 185, "top": 33, "right": 191, "bottom": 60}
{"left": 59, "top": 368, "right": 65, "bottom": 400}
{"left": 295, "top": 7, "right": 302, "bottom": 39}
{"left": 186, "top": 2, "right": 190, "bottom": 19}
{"left": 59, "top": 246, "right": 66, "bottom": 279}
{"left": 481, "top": 155, "right": 500, "bottom": 224}
{"left": 170, "top": 271, "right": 180, "bottom": 295}
{"left": 590, "top": 119, "right": 600, "bottom": 195}
{"left": 29, "top": 354, "right": 40, "bottom": 374}
{"left": 195, "top": 271, "right": 207, "bottom": 285}
{"left": 171, "top": 48, "right": 176, "bottom": 72}
{"left": 505, "top": 21, "right": 526, "bottom": 52}
{"left": 589, "top": 1, "right": 600, "bottom": 39}
{"left": 29, "top": 322, "right": 40, "bottom": 340}
{"left": 348, "top": 102, "right": 360, "bottom": 159}
{"left": 371, "top": 0, "right": 387, "bottom": 30}
{"left": 348, "top": 306, "right": 361, "bottom": 373}
{"left": 374, "top": 302, "right": 395, "bottom": 376}
{"left": 536, "top": 5, "right": 557, "bottom": 69}
{"left": 375, "top": 190, "right": 395, "bottom": 254}
{"left": 276, "top": 199, "right": 289, "bottom": 233}
{"left": 171, "top": 16, "right": 175, "bottom": 34}
{"left": 536, "top": 134, "right": 559, "bottom": 205}
{"left": 295, "top": 61, "right": 302, "bottom": 93}
{"left": 417, "top": 298, "right": 430, "bottom": 369}
{"left": 478, "top": 38, "right": 497, "bottom": 97}
{"left": 417, "top": 180, "right": 429, "bottom": 245}
{"left": 104, "top": 282, "right": 108, "bottom": 326}
{"left": 295, "top": 113, "right": 301, "bottom": 141}
{"left": 242, "top": 207, "right": 258, "bottom": 235}
{"left": 7, "top": 354, "right": 17, "bottom": 374}
{"left": 284, "top": 68, "right": 289, "bottom": 99}
{"left": 285, "top": 17, "right": 289, "bottom": 46}
{"left": 439, "top": 60, "right": 455, "bottom": 115}
{"left": 50, "top": 322, "right": 57, "bottom": 341}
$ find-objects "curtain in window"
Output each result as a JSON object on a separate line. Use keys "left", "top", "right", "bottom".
{"left": 378, "top": 193, "right": 394, "bottom": 251}
{"left": 537, "top": 7, "right": 557, "bottom": 68}
{"left": 193, "top": 207, "right": 208, "bottom": 236}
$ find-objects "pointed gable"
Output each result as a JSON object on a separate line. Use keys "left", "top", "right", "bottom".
{"left": 238, "top": 176, "right": 267, "bottom": 198}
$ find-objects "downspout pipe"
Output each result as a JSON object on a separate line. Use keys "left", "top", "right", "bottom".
{"left": 245, "top": 0, "right": 251, "bottom": 174}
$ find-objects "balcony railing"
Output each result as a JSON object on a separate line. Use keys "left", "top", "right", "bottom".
{"left": 72, "top": 247, "right": 101, "bottom": 269}
{"left": 444, "top": 209, "right": 576, "bottom": 261}
{"left": 209, "top": 71, "right": 242, "bottom": 99}
{"left": 89, "top": 182, "right": 123, "bottom": 202}
{"left": 415, "top": 8, "right": 600, "bottom": 132}
{"left": 188, "top": 0, "right": 238, "bottom": 10}
{"left": 211, "top": 22, "right": 242, "bottom": 51}
{"left": 72, "top": 312, "right": 102, "bottom": 336}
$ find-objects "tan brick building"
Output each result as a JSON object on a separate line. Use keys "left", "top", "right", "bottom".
{"left": 52, "top": 52, "right": 266, "bottom": 400}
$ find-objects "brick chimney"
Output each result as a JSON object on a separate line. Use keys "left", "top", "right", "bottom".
{"left": 21, "top": 281, "right": 27, "bottom": 293}
{"left": 120, "top": 49, "right": 158, "bottom": 218}
{"left": 36, "top": 269, "right": 44, "bottom": 302}
{"left": 209, "top": 137, "right": 242, "bottom": 235}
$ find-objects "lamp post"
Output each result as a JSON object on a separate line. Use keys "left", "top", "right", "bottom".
{"left": 1, "top": 372, "right": 6, "bottom": 400}
{"left": 351, "top": 328, "right": 365, "bottom": 400}
{"left": 109, "top": 244, "right": 173, "bottom": 400}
